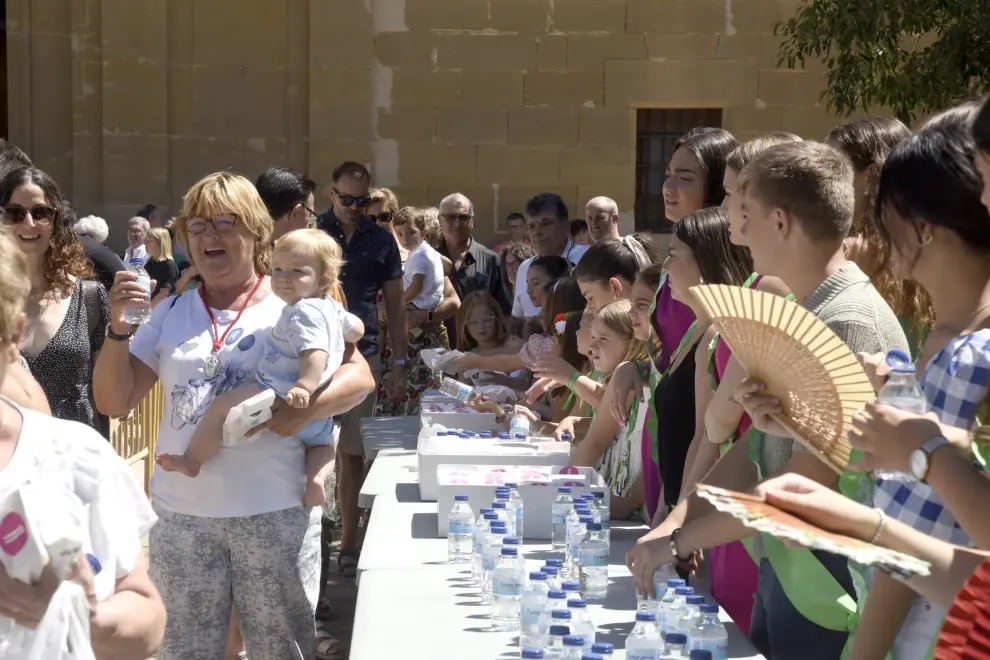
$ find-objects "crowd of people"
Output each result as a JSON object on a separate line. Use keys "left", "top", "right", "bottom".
{"left": 1, "top": 93, "right": 990, "bottom": 660}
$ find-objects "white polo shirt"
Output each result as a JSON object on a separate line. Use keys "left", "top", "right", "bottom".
{"left": 511, "top": 240, "right": 588, "bottom": 318}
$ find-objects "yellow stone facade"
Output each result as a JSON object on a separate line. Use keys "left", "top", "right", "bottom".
{"left": 6, "top": 0, "right": 855, "bottom": 252}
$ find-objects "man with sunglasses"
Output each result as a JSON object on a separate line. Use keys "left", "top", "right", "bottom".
{"left": 317, "top": 161, "right": 407, "bottom": 578}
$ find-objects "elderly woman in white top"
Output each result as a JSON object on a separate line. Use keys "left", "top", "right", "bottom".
{"left": 94, "top": 172, "right": 376, "bottom": 660}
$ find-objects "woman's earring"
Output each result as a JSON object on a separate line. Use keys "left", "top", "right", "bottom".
{"left": 919, "top": 231, "right": 933, "bottom": 248}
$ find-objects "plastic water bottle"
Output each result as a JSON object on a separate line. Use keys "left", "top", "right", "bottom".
{"left": 542, "top": 566, "right": 562, "bottom": 591}
{"left": 522, "top": 649, "right": 545, "bottom": 660}
{"left": 689, "top": 651, "right": 713, "bottom": 660}
{"left": 502, "top": 537, "right": 527, "bottom": 571}
{"left": 673, "top": 595, "right": 706, "bottom": 636}
{"left": 539, "top": 589, "right": 569, "bottom": 644}
{"left": 572, "top": 514, "right": 594, "bottom": 579}
{"left": 660, "top": 586, "right": 694, "bottom": 635}
{"left": 591, "top": 491, "right": 610, "bottom": 544}
{"left": 552, "top": 487, "right": 574, "bottom": 549}
{"left": 655, "top": 578, "right": 686, "bottom": 619}
{"left": 562, "top": 579, "right": 583, "bottom": 602}
{"left": 439, "top": 377, "right": 476, "bottom": 402}
{"left": 471, "top": 509, "right": 495, "bottom": 584}
{"left": 492, "top": 500, "right": 512, "bottom": 535}
{"left": 447, "top": 495, "right": 475, "bottom": 563}
{"left": 496, "top": 490, "right": 517, "bottom": 537}
{"left": 482, "top": 525, "right": 507, "bottom": 603}
{"left": 506, "top": 482, "right": 524, "bottom": 540}
{"left": 491, "top": 547, "right": 526, "bottom": 630}
{"left": 662, "top": 632, "right": 688, "bottom": 658}
{"left": 579, "top": 522, "right": 609, "bottom": 600}
{"left": 874, "top": 348, "right": 928, "bottom": 481}
{"left": 566, "top": 509, "right": 591, "bottom": 577}
{"left": 626, "top": 611, "right": 664, "bottom": 659}
{"left": 123, "top": 258, "right": 152, "bottom": 324}
{"left": 688, "top": 604, "right": 727, "bottom": 660}
{"left": 591, "top": 642, "right": 614, "bottom": 657}
{"left": 550, "top": 608, "right": 573, "bottom": 638}
{"left": 520, "top": 572, "right": 550, "bottom": 649}
{"left": 567, "top": 598, "right": 596, "bottom": 649}
{"left": 547, "top": 625, "right": 571, "bottom": 657}
{"left": 510, "top": 410, "right": 532, "bottom": 436}
{"left": 562, "top": 635, "right": 586, "bottom": 659}
{"left": 639, "top": 564, "right": 678, "bottom": 612}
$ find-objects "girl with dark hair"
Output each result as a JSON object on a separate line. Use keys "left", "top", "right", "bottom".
{"left": 842, "top": 116, "right": 990, "bottom": 659}
{"left": 1, "top": 167, "right": 111, "bottom": 436}
{"left": 525, "top": 255, "right": 569, "bottom": 311}
{"left": 826, "top": 116, "right": 934, "bottom": 357}
{"left": 572, "top": 234, "right": 658, "bottom": 313}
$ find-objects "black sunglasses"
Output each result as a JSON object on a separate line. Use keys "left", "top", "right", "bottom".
{"left": 2, "top": 204, "right": 56, "bottom": 224}
{"left": 372, "top": 212, "right": 394, "bottom": 224}
{"left": 333, "top": 188, "right": 371, "bottom": 208}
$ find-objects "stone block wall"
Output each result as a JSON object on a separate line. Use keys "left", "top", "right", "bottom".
{"left": 6, "top": 0, "right": 869, "bottom": 251}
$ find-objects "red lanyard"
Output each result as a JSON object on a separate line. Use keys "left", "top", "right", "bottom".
{"left": 199, "top": 276, "right": 265, "bottom": 353}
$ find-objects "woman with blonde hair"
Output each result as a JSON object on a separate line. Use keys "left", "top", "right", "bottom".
{"left": 94, "top": 171, "right": 376, "bottom": 660}
{"left": 144, "top": 225, "right": 180, "bottom": 300}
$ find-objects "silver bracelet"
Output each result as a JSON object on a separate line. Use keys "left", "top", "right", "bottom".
{"left": 869, "top": 508, "right": 887, "bottom": 545}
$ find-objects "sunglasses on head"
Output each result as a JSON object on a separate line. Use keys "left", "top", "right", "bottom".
{"left": 185, "top": 215, "right": 238, "bottom": 234}
{"left": 2, "top": 204, "right": 55, "bottom": 224}
{"left": 333, "top": 189, "right": 371, "bottom": 208}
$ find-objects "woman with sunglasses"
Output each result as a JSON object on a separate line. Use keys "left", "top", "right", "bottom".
{"left": 0, "top": 167, "right": 112, "bottom": 437}
{"left": 94, "top": 171, "right": 377, "bottom": 660}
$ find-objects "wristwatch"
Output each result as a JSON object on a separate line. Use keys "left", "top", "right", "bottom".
{"left": 106, "top": 326, "right": 135, "bottom": 341}
{"left": 394, "top": 358, "right": 407, "bottom": 368}
{"left": 909, "top": 436, "right": 950, "bottom": 483}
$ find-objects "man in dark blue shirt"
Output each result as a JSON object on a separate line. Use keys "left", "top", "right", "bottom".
{"left": 317, "top": 161, "right": 406, "bottom": 574}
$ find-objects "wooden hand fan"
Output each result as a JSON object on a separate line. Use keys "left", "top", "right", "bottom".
{"left": 689, "top": 284, "right": 875, "bottom": 473}
{"left": 695, "top": 484, "right": 931, "bottom": 579}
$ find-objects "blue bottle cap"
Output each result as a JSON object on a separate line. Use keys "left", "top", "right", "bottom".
{"left": 529, "top": 571, "right": 548, "bottom": 580}
{"left": 561, "top": 432, "right": 573, "bottom": 440}
{"left": 501, "top": 547, "right": 518, "bottom": 556}
{"left": 586, "top": 522, "right": 602, "bottom": 531}
{"left": 885, "top": 348, "right": 914, "bottom": 373}
{"left": 505, "top": 482, "right": 518, "bottom": 488}
{"left": 545, "top": 559, "right": 564, "bottom": 567}
{"left": 700, "top": 603, "right": 719, "bottom": 613}
{"left": 591, "top": 643, "right": 614, "bottom": 653}
{"left": 563, "top": 635, "right": 584, "bottom": 647}
{"left": 479, "top": 431, "right": 492, "bottom": 438}
{"left": 492, "top": 501, "right": 507, "bottom": 509}
{"left": 667, "top": 578, "right": 686, "bottom": 588}
{"left": 666, "top": 633, "right": 687, "bottom": 645}
{"left": 635, "top": 611, "right": 656, "bottom": 622}
{"left": 582, "top": 653, "right": 603, "bottom": 660}
{"left": 674, "top": 586, "right": 694, "bottom": 596}
{"left": 490, "top": 527, "right": 506, "bottom": 535}
{"left": 86, "top": 553, "right": 102, "bottom": 575}
{"left": 557, "top": 486, "right": 572, "bottom": 493}
{"left": 503, "top": 537, "right": 520, "bottom": 545}
{"left": 522, "top": 650, "right": 545, "bottom": 659}
{"left": 562, "top": 580, "right": 581, "bottom": 591}
{"left": 515, "top": 432, "right": 527, "bottom": 439}
{"left": 690, "top": 651, "right": 713, "bottom": 660}
{"left": 547, "top": 589, "right": 566, "bottom": 599}
{"left": 566, "top": 598, "right": 587, "bottom": 608}
{"left": 574, "top": 505, "right": 592, "bottom": 513}
{"left": 541, "top": 567, "right": 559, "bottom": 576}
{"left": 479, "top": 508, "right": 493, "bottom": 515}
{"left": 483, "top": 512, "right": 499, "bottom": 520}
{"left": 454, "top": 494, "right": 469, "bottom": 501}
{"left": 497, "top": 432, "right": 510, "bottom": 439}
{"left": 551, "top": 609, "right": 572, "bottom": 619}
{"left": 686, "top": 595, "right": 706, "bottom": 605}
{"left": 549, "top": 625, "right": 570, "bottom": 636}
{"left": 578, "top": 516, "right": 594, "bottom": 524}
{"left": 592, "top": 491, "right": 605, "bottom": 500}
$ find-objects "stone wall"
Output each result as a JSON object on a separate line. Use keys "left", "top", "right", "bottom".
{"left": 6, "top": 0, "right": 861, "bottom": 251}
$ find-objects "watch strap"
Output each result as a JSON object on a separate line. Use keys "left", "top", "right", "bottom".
{"left": 919, "top": 436, "right": 950, "bottom": 483}
{"left": 106, "top": 326, "right": 134, "bottom": 341}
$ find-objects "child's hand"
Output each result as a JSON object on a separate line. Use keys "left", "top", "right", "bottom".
{"left": 609, "top": 361, "right": 645, "bottom": 426}
{"left": 286, "top": 386, "right": 311, "bottom": 409}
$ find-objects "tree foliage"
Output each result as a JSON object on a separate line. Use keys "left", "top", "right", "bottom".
{"left": 775, "top": 0, "right": 990, "bottom": 122}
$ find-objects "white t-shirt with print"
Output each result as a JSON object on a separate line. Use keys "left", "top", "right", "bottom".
{"left": 130, "top": 288, "right": 311, "bottom": 518}
{"left": 511, "top": 240, "right": 589, "bottom": 318}
{"left": 403, "top": 243, "right": 444, "bottom": 310}
{"left": 0, "top": 404, "right": 157, "bottom": 601}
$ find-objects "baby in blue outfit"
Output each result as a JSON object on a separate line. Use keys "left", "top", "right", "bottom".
{"left": 159, "top": 229, "right": 362, "bottom": 506}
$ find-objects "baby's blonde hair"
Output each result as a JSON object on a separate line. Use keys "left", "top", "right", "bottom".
{"left": 0, "top": 226, "right": 28, "bottom": 343}
{"left": 273, "top": 228, "right": 344, "bottom": 296}
{"left": 596, "top": 299, "right": 649, "bottom": 379}
{"left": 393, "top": 206, "right": 441, "bottom": 245}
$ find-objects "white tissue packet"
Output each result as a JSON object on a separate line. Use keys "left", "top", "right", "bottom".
{"left": 421, "top": 348, "right": 465, "bottom": 371}
{"left": 224, "top": 389, "right": 277, "bottom": 446}
{"left": 0, "top": 486, "right": 85, "bottom": 584}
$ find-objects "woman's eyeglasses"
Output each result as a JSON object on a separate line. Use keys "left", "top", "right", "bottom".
{"left": 2, "top": 204, "right": 55, "bottom": 225}
{"left": 186, "top": 215, "right": 238, "bottom": 234}
{"left": 466, "top": 316, "right": 497, "bottom": 329}
{"left": 373, "top": 212, "right": 394, "bottom": 224}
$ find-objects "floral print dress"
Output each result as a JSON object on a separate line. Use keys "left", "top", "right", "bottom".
{"left": 596, "top": 362, "right": 648, "bottom": 500}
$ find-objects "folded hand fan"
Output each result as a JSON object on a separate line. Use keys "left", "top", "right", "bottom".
{"left": 695, "top": 484, "right": 931, "bottom": 579}
{"left": 689, "top": 284, "right": 875, "bottom": 473}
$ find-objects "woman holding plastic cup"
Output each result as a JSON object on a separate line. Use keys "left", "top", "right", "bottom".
{"left": 0, "top": 225, "right": 165, "bottom": 658}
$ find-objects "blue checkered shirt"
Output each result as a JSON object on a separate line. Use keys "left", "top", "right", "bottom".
{"left": 873, "top": 329, "right": 990, "bottom": 545}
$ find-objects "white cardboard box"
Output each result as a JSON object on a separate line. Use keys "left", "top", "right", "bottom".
{"left": 417, "top": 436, "right": 572, "bottom": 501}
{"left": 435, "top": 464, "right": 610, "bottom": 539}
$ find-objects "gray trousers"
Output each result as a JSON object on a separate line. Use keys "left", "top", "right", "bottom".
{"left": 149, "top": 504, "right": 322, "bottom": 660}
